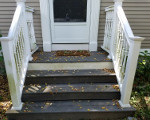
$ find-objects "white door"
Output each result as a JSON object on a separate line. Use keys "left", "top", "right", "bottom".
{"left": 49, "top": 0, "right": 91, "bottom": 43}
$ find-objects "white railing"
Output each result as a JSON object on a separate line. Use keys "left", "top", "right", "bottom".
{"left": 102, "top": 0, "right": 144, "bottom": 107}
{"left": 0, "top": 0, "right": 36, "bottom": 110}
{"left": 101, "top": 5, "right": 114, "bottom": 53}
{"left": 26, "top": 6, "right": 38, "bottom": 54}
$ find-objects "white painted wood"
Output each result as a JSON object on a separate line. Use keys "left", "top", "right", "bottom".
{"left": 0, "top": 0, "right": 27, "bottom": 110}
{"left": 1, "top": 40, "right": 23, "bottom": 110}
{"left": 0, "top": 0, "right": 35, "bottom": 110}
{"left": 89, "top": 0, "right": 101, "bottom": 51}
{"left": 26, "top": 6, "right": 39, "bottom": 54}
{"left": 28, "top": 62, "right": 114, "bottom": 71}
{"left": 39, "top": 0, "right": 101, "bottom": 51}
{"left": 49, "top": 0, "right": 91, "bottom": 44}
{"left": 52, "top": 44, "right": 89, "bottom": 51}
{"left": 117, "top": 6, "right": 134, "bottom": 42}
{"left": 102, "top": 0, "right": 145, "bottom": 108}
{"left": 119, "top": 37, "right": 144, "bottom": 107}
{"left": 109, "top": 0, "right": 124, "bottom": 59}
{"left": 39, "top": 0, "right": 52, "bottom": 52}
{"left": 102, "top": 5, "right": 114, "bottom": 53}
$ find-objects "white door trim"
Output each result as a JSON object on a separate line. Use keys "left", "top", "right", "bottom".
{"left": 39, "top": 0, "right": 101, "bottom": 51}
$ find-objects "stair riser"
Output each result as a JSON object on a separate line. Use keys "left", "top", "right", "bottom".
{"left": 25, "top": 76, "right": 117, "bottom": 85}
{"left": 28, "top": 62, "right": 114, "bottom": 71}
{"left": 22, "top": 92, "right": 120, "bottom": 102}
{"left": 7, "top": 111, "right": 135, "bottom": 120}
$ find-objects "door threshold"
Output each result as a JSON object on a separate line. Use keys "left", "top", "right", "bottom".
{"left": 52, "top": 44, "right": 89, "bottom": 51}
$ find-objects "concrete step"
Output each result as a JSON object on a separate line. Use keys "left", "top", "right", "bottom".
{"left": 7, "top": 100, "right": 135, "bottom": 120}
{"left": 25, "top": 69, "right": 117, "bottom": 85}
{"left": 22, "top": 83, "right": 120, "bottom": 102}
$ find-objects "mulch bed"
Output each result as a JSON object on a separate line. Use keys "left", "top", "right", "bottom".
{"left": 0, "top": 75, "right": 11, "bottom": 120}
{"left": 56, "top": 50, "right": 90, "bottom": 56}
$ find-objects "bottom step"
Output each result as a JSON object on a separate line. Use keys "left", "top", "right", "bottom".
{"left": 7, "top": 100, "right": 135, "bottom": 120}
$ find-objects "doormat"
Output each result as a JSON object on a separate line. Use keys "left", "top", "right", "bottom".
{"left": 56, "top": 50, "right": 90, "bottom": 56}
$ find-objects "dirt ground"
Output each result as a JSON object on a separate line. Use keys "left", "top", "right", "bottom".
{"left": 0, "top": 75, "right": 11, "bottom": 120}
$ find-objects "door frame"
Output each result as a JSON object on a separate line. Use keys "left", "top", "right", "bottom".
{"left": 39, "top": 0, "right": 101, "bottom": 51}
{"left": 50, "top": 0, "right": 91, "bottom": 44}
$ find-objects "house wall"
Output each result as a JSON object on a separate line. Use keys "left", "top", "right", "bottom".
{"left": 0, "top": 0, "right": 150, "bottom": 49}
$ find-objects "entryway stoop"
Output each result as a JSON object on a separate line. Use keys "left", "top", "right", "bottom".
{"left": 6, "top": 49, "right": 135, "bottom": 120}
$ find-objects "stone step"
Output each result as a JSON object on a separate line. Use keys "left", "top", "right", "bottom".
{"left": 25, "top": 69, "right": 117, "bottom": 85}
{"left": 22, "top": 83, "right": 120, "bottom": 102}
{"left": 7, "top": 100, "right": 135, "bottom": 120}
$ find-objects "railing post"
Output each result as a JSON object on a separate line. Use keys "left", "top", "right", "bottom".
{"left": 1, "top": 40, "right": 23, "bottom": 110}
{"left": 119, "top": 37, "right": 144, "bottom": 107}
{"left": 108, "top": 0, "right": 124, "bottom": 59}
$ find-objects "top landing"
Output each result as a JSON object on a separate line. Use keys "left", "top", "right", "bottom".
{"left": 30, "top": 49, "right": 111, "bottom": 63}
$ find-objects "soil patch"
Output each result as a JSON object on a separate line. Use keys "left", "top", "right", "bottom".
{"left": 0, "top": 75, "right": 11, "bottom": 120}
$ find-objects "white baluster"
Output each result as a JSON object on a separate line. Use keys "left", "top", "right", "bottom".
{"left": 108, "top": 0, "right": 124, "bottom": 59}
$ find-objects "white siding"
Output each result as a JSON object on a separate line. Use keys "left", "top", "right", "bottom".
{"left": 99, "top": 0, "right": 150, "bottom": 48}
{"left": 0, "top": 0, "right": 150, "bottom": 48}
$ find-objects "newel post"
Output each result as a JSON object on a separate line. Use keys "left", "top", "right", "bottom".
{"left": 119, "top": 37, "right": 145, "bottom": 107}
{"left": 108, "top": 0, "right": 124, "bottom": 59}
{"left": 1, "top": 40, "right": 23, "bottom": 110}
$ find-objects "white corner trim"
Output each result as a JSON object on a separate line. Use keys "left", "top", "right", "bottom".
{"left": 39, "top": 0, "right": 52, "bottom": 52}
{"left": 89, "top": 0, "right": 101, "bottom": 51}
{"left": 43, "top": 42, "right": 52, "bottom": 52}
{"left": 89, "top": 42, "right": 97, "bottom": 51}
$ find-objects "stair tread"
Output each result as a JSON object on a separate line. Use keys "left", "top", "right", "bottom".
{"left": 23, "top": 83, "right": 120, "bottom": 94}
{"left": 7, "top": 100, "right": 135, "bottom": 114}
{"left": 26, "top": 69, "right": 115, "bottom": 77}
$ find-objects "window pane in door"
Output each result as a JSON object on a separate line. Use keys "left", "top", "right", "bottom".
{"left": 54, "top": 0, "right": 87, "bottom": 22}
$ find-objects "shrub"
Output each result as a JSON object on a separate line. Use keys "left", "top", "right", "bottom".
{"left": 135, "top": 50, "right": 150, "bottom": 84}
{"left": 131, "top": 50, "right": 150, "bottom": 120}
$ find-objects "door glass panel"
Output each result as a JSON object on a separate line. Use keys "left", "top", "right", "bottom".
{"left": 54, "top": 0, "right": 87, "bottom": 22}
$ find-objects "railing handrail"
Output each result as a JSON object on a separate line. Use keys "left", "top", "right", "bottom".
{"left": 102, "top": 0, "right": 145, "bottom": 108}
{"left": 105, "top": 5, "right": 114, "bottom": 12}
{"left": 0, "top": 0, "right": 36, "bottom": 110}
{"left": 0, "top": 5, "right": 23, "bottom": 41}
{"left": 26, "top": 6, "right": 34, "bottom": 13}
{"left": 116, "top": 6, "right": 134, "bottom": 45}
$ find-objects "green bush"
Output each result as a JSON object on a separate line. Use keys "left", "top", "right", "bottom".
{"left": 131, "top": 50, "right": 150, "bottom": 120}
{"left": 135, "top": 50, "right": 150, "bottom": 84}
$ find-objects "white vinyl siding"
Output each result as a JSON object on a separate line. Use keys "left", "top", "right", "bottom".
{"left": 0, "top": 0, "right": 150, "bottom": 48}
